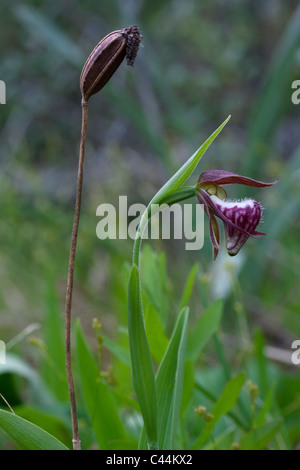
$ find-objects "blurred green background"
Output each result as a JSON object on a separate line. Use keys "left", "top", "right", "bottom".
{"left": 0, "top": 0, "right": 300, "bottom": 450}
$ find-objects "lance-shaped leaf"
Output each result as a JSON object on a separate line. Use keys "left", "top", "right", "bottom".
{"left": 128, "top": 264, "right": 158, "bottom": 449}
{"left": 0, "top": 409, "right": 68, "bottom": 450}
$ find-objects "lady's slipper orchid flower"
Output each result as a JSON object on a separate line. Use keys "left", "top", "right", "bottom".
{"left": 197, "top": 170, "right": 278, "bottom": 260}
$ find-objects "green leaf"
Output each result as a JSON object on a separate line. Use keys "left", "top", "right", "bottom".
{"left": 254, "top": 328, "right": 268, "bottom": 398}
{"left": 187, "top": 299, "right": 223, "bottom": 362}
{"left": 193, "top": 372, "right": 246, "bottom": 449}
{"left": 255, "top": 385, "right": 276, "bottom": 428}
{"left": 159, "top": 186, "right": 197, "bottom": 206}
{"left": 0, "top": 409, "right": 68, "bottom": 450}
{"left": 0, "top": 353, "right": 57, "bottom": 409}
{"left": 132, "top": 116, "right": 231, "bottom": 265}
{"left": 42, "top": 276, "right": 68, "bottom": 401}
{"left": 240, "top": 420, "right": 282, "bottom": 450}
{"left": 202, "top": 426, "right": 235, "bottom": 450}
{"left": 180, "top": 263, "right": 198, "bottom": 309}
{"left": 110, "top": 329, "right": 133, "bottom": 398}
{"left": 145, "top": 304, "right": 169, "bottom": 363}
{"left": 141, "top": 246, "right": 169, "bottom": 326}
{"left": 13, "top": 405, "right": 71, "bottom": 448}
{"left": 101, "top": 333, "right": 131, "bottom": 367}
{"left": 180, "top": 359, "right": 194, "bottom": 417}
{"left": 194, "top": 381, "right": 249, "bottom": 431}
{"left": 160, "top": 308, "right": 189, "bottom": 450}
{"left": 75, "top": 322, "right": 128, "bottom": 449}
{"left": 159, "top": 115, "right": 231, "bottom": 199}
{"left": 139, "top": 307, "right": 189, "bottom": 450}
{"left": 209, "top": 373, "right": 246, "bottom": 425}
{"left": 128, "top": 264, "right": 158, "bottom": 449}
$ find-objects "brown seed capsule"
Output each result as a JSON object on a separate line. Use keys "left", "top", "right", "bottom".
{"left": 80, "top": 25, "right": 142, "bottom": 102}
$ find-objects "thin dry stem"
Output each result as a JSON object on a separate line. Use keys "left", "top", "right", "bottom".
{"left": 0, "top": 393, "right": 15, "bottom": 414}
{"left": 64, "top": 99, "right": 88, "bottom": 451}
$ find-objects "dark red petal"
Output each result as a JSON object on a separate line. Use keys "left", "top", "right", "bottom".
{"left": 210, "top": 213, "right": 220, "bottom": 260}
{"left": 198, "top": 170, "right": 279, "bottom": 188}
{"left": 252, "top": 230, "right": 266, "bottom": 237}
{"left": 199, "top": 189, "right": 260, "bottom": 239}
{"left": 198, "top": 194, "right": 220, "bottom": 259}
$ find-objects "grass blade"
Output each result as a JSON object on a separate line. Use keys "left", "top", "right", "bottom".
{"left": 145, "top": 304, "right": 169, "bottom": 364}
{"left": 75, "top": 322, "right": 127, "bottom": 449}
{"left": 192, "top": 372, "right": 246, "bottom": 449}
{"left": 161, "top": 308, "right": 189, "bottom": 449}
{"left": 161, "top": 116, "right": 231, "bottom": 198}
{"left": 180, "top": 263, "right": 198, "bottom": 309}
{"left": 128, "top": 264, "right": 158, "bottom": 449}
{"left": 101, "top": 333, "right": 131, "bottom": 367}
{"left": 139, "top": 307, "right": 189, "bottom": 450}
{"left": 240, "top": 419, "right": 282, "bottom": 450}
{"left": 133, "top": 116, "right": 231, "bottom": 265}
{"left": 187, "top": 299, "right": 223, "bottom": 362}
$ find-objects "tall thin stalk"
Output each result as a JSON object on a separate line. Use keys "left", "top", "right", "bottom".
{"left": 63, "top": 24, "right": 142, "bottom": 450}
{"left": 64, "top": 100, "right": 88, "bottom": 451}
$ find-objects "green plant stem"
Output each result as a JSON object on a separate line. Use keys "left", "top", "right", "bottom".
{"left": 129, "top": 185, "right": 196, "bottom": 449}
{"left": 128, "top": 118, "right": 230, "bottom": 449}
{"left": 64, "top": 99, "right": 88, "bottom": 451}
{"left": 132, "top": 185, "right": 197, "bottom": 266}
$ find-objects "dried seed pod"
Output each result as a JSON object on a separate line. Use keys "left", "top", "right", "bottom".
{"left": 80, "top": 25, "right": 142, "bottom": 102}
{"left": 126, "top": 25, "right": 143, "bottom": 66}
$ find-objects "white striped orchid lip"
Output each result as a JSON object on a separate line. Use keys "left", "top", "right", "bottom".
{"left": 197, "top": 170, "right": 278, "bottom": 259}
{"left": 210, "top": 195, "right": 262, "bottom": 256}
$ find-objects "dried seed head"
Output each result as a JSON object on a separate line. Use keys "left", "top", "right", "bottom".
{"left": 80, "top": 25, "right": 142, "bottom": 102}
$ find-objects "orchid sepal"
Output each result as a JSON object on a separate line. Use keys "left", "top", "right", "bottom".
{"left": 198, "top": 170, "right": 279, "bottom": 188}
